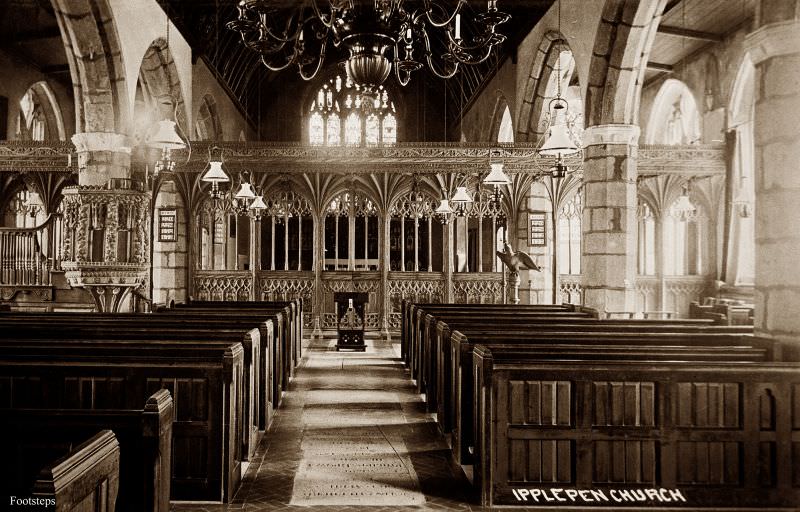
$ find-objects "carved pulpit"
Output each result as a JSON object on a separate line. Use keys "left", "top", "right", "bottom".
{"left": 334, "top": 292, "right": 368, "bottom": 351}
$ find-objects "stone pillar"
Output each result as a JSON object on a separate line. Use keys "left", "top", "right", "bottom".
{"left": 527, "top": 181, "right": 551, "bottom": 304}
{"left": 62, "top": 133, "right": 149, "bottom": 312}
{"left": 581, "top": 125, "right": 640, "bottom": 316}
{"left": 744, "top": 6, "right": 800, "bottom": 352}
{"left": 152, "top": 181, "right": 188, "bottom": 306}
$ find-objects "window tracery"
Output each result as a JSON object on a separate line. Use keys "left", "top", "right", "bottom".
{"left": 308, "top": 74, "right": 397, "bottom": 146}
{"left": 390, "top": 191, "right": 442, "bottom": 272}
{"left": 324, "top": 192, "right": 379, "bottom": 270}
{"left": 558, "top": 192, "right": 582, "bottom": 275}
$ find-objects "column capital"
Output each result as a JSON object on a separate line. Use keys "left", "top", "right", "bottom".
{"left": 582, "top": 124, "right": 640, "bottom": 147}
{"left": 71, "top": 132, "right": 133, "bottom": 154}
{"left": 745, "top": 19, "right": 800, "bottom": 65}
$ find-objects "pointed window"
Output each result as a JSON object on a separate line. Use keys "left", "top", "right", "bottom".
{"left": 307, "top": 74, "right": 399, "bottom": 146}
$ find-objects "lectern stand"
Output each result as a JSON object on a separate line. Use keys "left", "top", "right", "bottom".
{"left": 334, "top": 292, "right": 368, "bottom": 351}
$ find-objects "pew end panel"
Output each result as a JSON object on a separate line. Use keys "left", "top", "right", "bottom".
{"left": 472, "top": 350, "right": 800, "bottom": 508}
{"left": 32, "top": 430, "right": 120, "bottom": 512}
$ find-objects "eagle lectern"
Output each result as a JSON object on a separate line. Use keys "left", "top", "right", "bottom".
{"left": 334, "top": 292, "right": 368, "bottom": 351}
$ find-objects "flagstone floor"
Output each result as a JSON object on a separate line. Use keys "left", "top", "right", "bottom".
{"left": 170, "top": 335, "right": 478, "bottom": 511}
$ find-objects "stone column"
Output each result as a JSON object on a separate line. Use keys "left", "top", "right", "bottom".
{"left": 62, "top": 133, "right": 149, "bottom": 312}
{"left": 581, "top": 125, "right": 640, "bottom": 316}
{"left": 744, "top": 6, "right": 800, "bottom": 352}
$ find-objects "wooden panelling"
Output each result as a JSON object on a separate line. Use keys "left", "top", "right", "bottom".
{"left": 676, "top": 382, "right": 740, "bottom": 428}
{"left": 593, "top": 382, "right": 655, "bottom": 427}
{"left": 594, "top": 441, "right": 657, "bottom": 484}
{"left": 508, "top": 380, "right": 571, "bottom": 426}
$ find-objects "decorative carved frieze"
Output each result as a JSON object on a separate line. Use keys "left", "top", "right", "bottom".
{"left": 452, "top": 273, "right": 504, "bottom": 304}
{"left": 193, "top": 270, "right": 252, "bottom": 301}
{"left": 638, "top": 144, "right": 726, "bottom": 177}
{"left": 0, "top": 141, "right": 76, "bottom": 173}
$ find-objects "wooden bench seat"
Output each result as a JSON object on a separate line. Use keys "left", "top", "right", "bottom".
{"left": 1, "top": 389, "right": 172, "bottom": 512}
{"left": 0, "top": 321, "right": 265, "bottom": 461}
{"left": 0, "top": 311, "right": 281, "bottom": 426}
{"left": 471, "top": 348, "right": 800, "bottom": 508}
{"left": 160, "top": 305, "right": 297, "bottom": 398}
{"left": 0, "top": 341, "right": 244, "bottom": 503}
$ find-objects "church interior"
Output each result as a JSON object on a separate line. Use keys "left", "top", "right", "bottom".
{"left": 0, "top": 0, "right": 799, "bottom": 510}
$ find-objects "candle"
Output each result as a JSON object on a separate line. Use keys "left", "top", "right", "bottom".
{"left": 455, "top": 13, "right": 461, "bottom": 40}
{"left": 406, "top": 27, "right": 412, "bottom": 40}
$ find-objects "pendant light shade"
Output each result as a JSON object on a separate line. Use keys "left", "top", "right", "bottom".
{"left": 235, "top": 182, "right": 256, "bottom": 200}
{"left": 673, "top": 188, "right": 695, "bottom": 216}
{"left": 483, "top": 162, "right": 510, "bottom": 186}
{"left": 435, "top": 198, "right": 453, "bottom": 215}
{"left": 539, "top": 120, "right": 579, "bottom": 157}
{"left": 148, "top": 119, "right": 186, "bottom": 150}
{"left": 249, "top": 194, "right": 267, "bottom": 211}
{"left": 451, "top": 185, "right": 473, "bottom": 204}
{"left": 201, "top": 160, "right": 230, "bottom": 183}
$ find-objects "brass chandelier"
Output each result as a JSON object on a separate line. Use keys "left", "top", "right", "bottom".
{"left": 227, "top": 0, "right": 510, "bottom": 95}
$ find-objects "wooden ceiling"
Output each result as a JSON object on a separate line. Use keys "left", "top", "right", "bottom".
{"left": 0, "top": 0, "right": 71, "bottom": 87}
{"left": 157, "top": 0, "right": 555, "bottom": 130}
{"left": 645, "top": 0, "right": 755, "bottom": 84}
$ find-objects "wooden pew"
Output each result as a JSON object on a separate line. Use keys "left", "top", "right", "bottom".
{"left": 412, "top": 309, "right": 594, "bottom": 397}
{"left": 401, "top": 302, "right": 588, "bottom": 366}
{"left": 30, "top": 431, "right": 119, "bottom": 512}
{"left": 1, "top": 390, "right": 172, "bottom": 512}
{"left": 444, "top": 328, "right": 765, "bottom": 465}
{"left": 183, "top": 299, "right": 304, "bottom": 363}
{"left": 163, "top": 303, "right": 296, "bottom": 403}
{"left": 0, "top": 310, "right": 279, "bottom": 429}
{"left": 0, "top": 320, "right": 264, "bottom": 462}
{"left": 0, "top": 341, "right": 243, "bottom": 503}
{"left": 471, "top": 348, "right": 800, "bottom": 508}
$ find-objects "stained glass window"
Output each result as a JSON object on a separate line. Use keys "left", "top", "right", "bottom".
{"left": 326, "top": 114, "right": 340, "bottom": 146}
{"left": 345, "top": 112, "right": 361, "bottom": 145}
{"left": 307, "top": 74, "right": 398, "bottom": 146}
{"left": 365, "top": 114, "right": 380, "bottom": 145}
{"left": 383, "top": 113, "right": 397, "bottom": 145}
{"left": 309, "top": 112, "right": 324, "bottom": 146}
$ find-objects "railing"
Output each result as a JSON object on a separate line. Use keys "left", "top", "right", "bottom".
{"left": 452, "top": 272, "right": 504, "bottom": 304}
{"left": 191, "top": 269, "right": 507, "bottom": 330}
{"left": 192, "top": 270, "right": 252, "bottom": 301}
{"left": 559, "top": 274, "right": 583, "bottom": 304}
{"left": 258, "top": 270, "right": 315, "bottom": 327}
{"left": 635, "top": 274, "right": 710, "bottom": 318}
{"left": 387, "top": 272, "right": 445, "bottom": 328}
{"left": 0, "top": 214, "right": 62, "bottom": 291}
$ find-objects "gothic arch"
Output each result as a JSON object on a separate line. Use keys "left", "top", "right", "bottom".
{"left": 645, "top": 79, "right": 701, "bottom": 145}
{"left": 487, "top": 93, "right": 512, "bottom": 142}
{"left": 518, "top": 31, "right": 567, "bottom": 142}
{"left": 585, "top": 0, "right": 668, "bottom": 127}
{"left": 17, "top": 81, "right": 66, "bottom": 141}
{"left": 51, "top": 0, "right": 129, "bottom": 133}
{"left": 136, "top": 38, "right": 188, "bottom": 138}
{"left": 195, "top": 94, "right": 222, "bottom": 141}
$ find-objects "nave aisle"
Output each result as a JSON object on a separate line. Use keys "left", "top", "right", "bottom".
{"left": 172, "top": 335, "right": 476, "bottom": 511}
